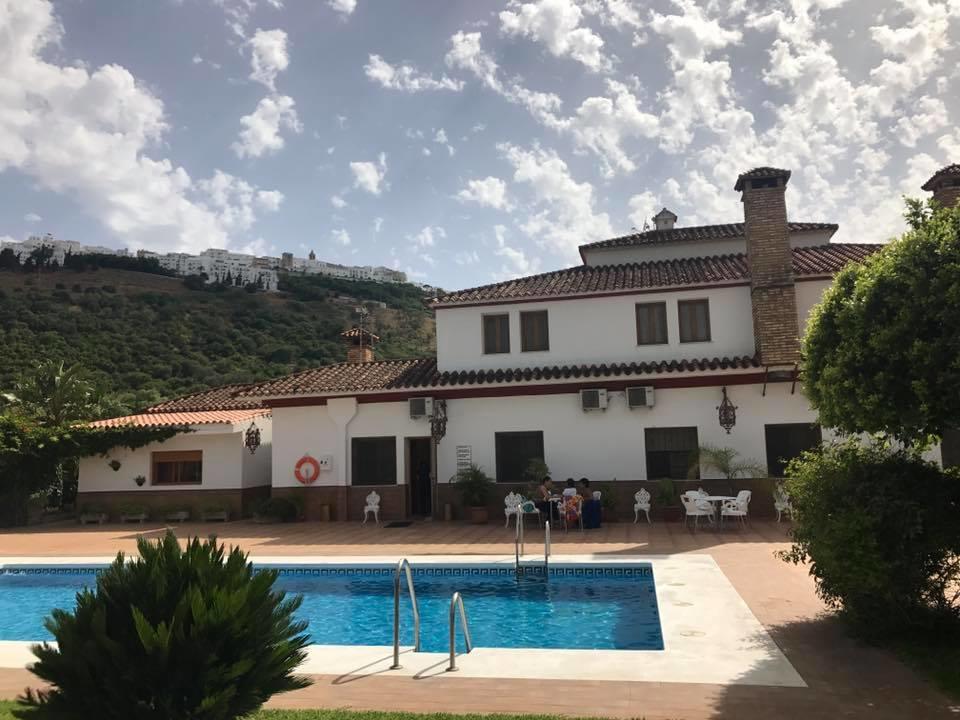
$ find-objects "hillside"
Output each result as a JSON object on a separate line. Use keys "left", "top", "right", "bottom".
{"left": 0, "top": 267, "right": 436, "bottom": 412}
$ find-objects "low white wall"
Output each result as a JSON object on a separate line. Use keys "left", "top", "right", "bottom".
{"left": 78, "top": 428, "right": 245, "bottom": 493}
{"left": 436, "top": 382, "right": 824, "bottom": 483}
{"left": 436, "top": 285, "right": 756, "bottom": 373}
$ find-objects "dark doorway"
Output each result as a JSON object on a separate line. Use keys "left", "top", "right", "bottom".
{"left": 764, "top": 423, "right": 823, "bottom": 477}
{"left": 407, "top": 438, "right": 432, "bottom": 517}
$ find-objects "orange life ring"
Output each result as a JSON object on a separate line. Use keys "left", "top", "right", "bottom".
{"left": 294, "top": 455, "right": 321, "bottom": 485}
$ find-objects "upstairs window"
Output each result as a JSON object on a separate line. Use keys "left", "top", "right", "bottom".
{"left": 483, "top": 314, "right": 510, "bottom": 354}
{"left": 764, "top": 423, "right": 822, "bottom": 477}
{"left": 678, "top": 299, "right": 711, "bottom": 343}
{"left": 636, "top": 302, "right": 668, "bottom": 345}
{"left": 152, "top": 451, "right": 202, "bottom": 486}
{"left": 520, "top": 310, "right": 549, "bottom": 352}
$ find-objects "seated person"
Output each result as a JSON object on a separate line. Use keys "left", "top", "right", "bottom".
{"left": 578, "top": 477, "right": 602, "bottom": 529}
{"left": 562, "top": 478, "right": 578, "bottom": 498}
{"left": 535, "top": 476, "right": 555, "bottom": 519}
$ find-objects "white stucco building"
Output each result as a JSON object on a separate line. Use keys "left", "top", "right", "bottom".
{"left": 78, "top": 165, "right": 960, "bottom": 521}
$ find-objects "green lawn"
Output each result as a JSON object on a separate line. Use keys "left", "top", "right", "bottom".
{"left": 0, "top": 704, "right": 580, "bottom": 720}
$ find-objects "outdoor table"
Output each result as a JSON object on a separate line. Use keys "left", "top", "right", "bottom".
{"left": 702, "top": 495, "right": 735, "bottom": 525}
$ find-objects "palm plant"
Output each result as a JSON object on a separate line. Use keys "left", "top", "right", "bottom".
{"left": 689, "top": 444, "right": 767, "bottom": 479}
{"left": 2, "top": 361, "right": 101, "bottom": 426}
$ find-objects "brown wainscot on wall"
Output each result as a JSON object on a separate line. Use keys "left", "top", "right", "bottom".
{"left": 437, "top": 478, "right": 781, "bottom": 523}
{"left": 272, "top": 485, "right": 409, "bottom": 522}
{"left": 76, "top": 486, "right": 270, "bottom": 522}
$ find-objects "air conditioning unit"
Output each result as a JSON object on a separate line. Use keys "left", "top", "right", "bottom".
{"left": 409, "top": 397, "right": 434, "bottom": 419}
{"left": 580, "top": 388, "right": 608, "bottom": 412}
{"left": 626, "top": 386, "right": 656, "bottom": 409}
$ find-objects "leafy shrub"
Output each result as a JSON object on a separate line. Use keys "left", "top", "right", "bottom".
{"left": 254, "top": 497, "right": 299, "bottom": 522}
{"left": 780, "top": 440, "right": 960, "bottom": 636}
{"left": 452, "top": 464, "right": 494, "bottom": 507}
{"left": 19, "top": 532, "right": 310, "bottom": 719}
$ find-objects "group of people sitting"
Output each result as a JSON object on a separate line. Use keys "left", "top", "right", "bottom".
{"left": 533, "top": 476, "right": 601, "bottom": 529}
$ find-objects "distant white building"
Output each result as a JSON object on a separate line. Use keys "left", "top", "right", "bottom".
{"left": 0, "top": 234, "right": 128, "bottom": 265}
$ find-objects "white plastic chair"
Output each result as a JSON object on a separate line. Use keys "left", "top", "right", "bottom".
{"left": 504, "top": 492, "right": 521, "bottom": 528}
{"left": 362, "top": 491, "right": 381, "bottom": 525}
{"left": 773, "top": 485, "right": 793, "bottom": 522}
{"left": 680, "top": 494, "right": 713, "bottom": 532}
{"left": 721, "top": 491, "right": 752, "bottom": 529}
{"left": 633, "top": 488, "right": 651, "bottom": 524}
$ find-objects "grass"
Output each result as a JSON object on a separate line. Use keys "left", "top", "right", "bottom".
{"left": 0, "top": 704, "right": 575, "bottom": 720}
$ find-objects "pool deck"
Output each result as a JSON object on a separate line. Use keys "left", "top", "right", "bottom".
{"left": 0, "top": 519, "right": 956, "bottom": 719}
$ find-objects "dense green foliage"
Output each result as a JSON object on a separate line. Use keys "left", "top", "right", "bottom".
{"left": 20, "top": 533, "right": 310, "bottom": 720}
{"left": 452, "top": 464, "right": 495, "bottom": 506}
{"left": 802, "top": 199, "right": 960, "bottom": 445}
{"left": 780, "top": 440, "right": 960, "bottom": 634}
{"left": 0, "top": 412, "right": 179, "bottom": 525}
{"left": 0, "top": 266, "right": 434, "bottom": 411}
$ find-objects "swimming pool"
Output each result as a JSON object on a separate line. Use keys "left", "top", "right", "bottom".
{"left": 0, "top": 564, "right": 663, "bottom": 652}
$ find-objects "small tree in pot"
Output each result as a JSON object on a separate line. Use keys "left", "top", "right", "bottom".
{"left": 452, "top": 464, "right": 494, "bottom": 524}
{"left": 655, "top": 477, "right": 680, "bottom": 521}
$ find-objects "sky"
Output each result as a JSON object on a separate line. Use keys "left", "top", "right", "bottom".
{"left": 1, "top": 0, "right": 959, "bottom": 289}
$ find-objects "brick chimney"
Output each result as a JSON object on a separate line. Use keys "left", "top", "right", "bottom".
{"left": 921, "top": 164, "right": 960, "bottom": 208}
{"left": 652, "top": 207, "right": 677, "bottom": 231}
{"left": 735, "top": 167, "right": 800, "bottom": 366}
{"left": 341, "top": 326, "right": 379, "bottom": 363}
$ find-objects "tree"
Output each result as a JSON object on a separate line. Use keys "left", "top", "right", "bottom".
{"left": 18, "top": 532, "right": 311, "bottom": 719}
{"left": 0, "top": 247, "right": 18, "bottom": 270}
{"left": 2, "top": 361, "right": 114, "bottom": 426}
{"left": 0, "top": 413, "right": 181, "bottom": 525}
{"left": 802, "top": 199, "right": 960, "bottom": 446}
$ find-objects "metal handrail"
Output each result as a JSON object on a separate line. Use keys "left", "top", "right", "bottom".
{"left": 446, "top": 591, "right": 473, "bottom": 672}
{"left": 544, "top": 520, "right": 551, "bottom": 572}
{"left": 390, "top": 558, "right": 421, "bottom": 670}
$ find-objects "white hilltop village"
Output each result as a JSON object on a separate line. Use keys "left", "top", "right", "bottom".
{"left": 0, "top": 234, "right": 411, "bottom": 292}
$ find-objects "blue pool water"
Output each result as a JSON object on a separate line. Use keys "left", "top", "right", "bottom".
{"left": 0, "top": 565, "right": 663, "bottom": 652}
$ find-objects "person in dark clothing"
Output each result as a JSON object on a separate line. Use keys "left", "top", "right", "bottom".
{"left": 579, "top": 477, "right": 602, "bottom": 529}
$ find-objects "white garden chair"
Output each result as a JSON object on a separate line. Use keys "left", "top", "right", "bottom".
{"left": 362, "top": 491, "right": 381, "bottom": 525}
{"left": 720, "top": 491, "right": 751, "bottom": 529}
{"left": 680, "top": 494, "right": 713, "bottom": 532}
{"left": 633, "top": 488, "right": 651, "bottom": 524}
{"left": 504, "top": 492, "right": 521, "bottom": 528}
{"left": 773, "top": 485, "right": 794, "bottom": 522}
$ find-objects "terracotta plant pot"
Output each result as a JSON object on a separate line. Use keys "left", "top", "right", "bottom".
{"left": 468, "top": 506, "right": 489, "bottom": 524}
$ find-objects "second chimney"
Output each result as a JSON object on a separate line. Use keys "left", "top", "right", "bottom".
{"left": 341, "top": 326, "right": 379, "bottom": 363}
{"left": 652, "top": 207, "right": 678, "bottom": 231}
{"left": 735, "top": 167, "right": 800, "bottom": 366}
{"left": 922, "top": 164, "right": 960, "bottom": 208}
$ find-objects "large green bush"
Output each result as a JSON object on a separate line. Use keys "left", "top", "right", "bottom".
{"left": 19, "top": 532, "right": 311, "bottom": 719}
{"left": 780, "top": 440, "right": 960, "bottom": 635}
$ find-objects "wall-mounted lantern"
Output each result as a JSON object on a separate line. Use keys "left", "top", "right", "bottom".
{"left": 244, "top": 421, "right": 262, "bottom": 455}
{"left": 717, "top": 386, "right": 737, "bottom": 434}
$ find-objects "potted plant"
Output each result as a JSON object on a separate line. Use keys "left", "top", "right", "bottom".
{"left": 654, "top": 478, "right": 680, "bottom": 521}
{"left": 600, "top": 490, "right": 619, "bottom": 522}
{"left": 119, "top": 503, "right": 149, "bottom": 524}
{"left": 201, "top": 505, "right": 230, "bottom": 522}
{"left": 79, "top": 504, "right": 108, "bottom": 525}
{"left": 452, "top": 464, "right": 494, "bottom": 524}
{"left": 163, "top": 506, "right": 191, "bottom": 523}
{"left": 133, "top": 475, "right": 147, "bottom": 487}
{"left": 253, "top": 498, "right": 298, "bottom": 524}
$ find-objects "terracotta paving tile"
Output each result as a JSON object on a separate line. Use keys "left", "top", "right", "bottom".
{"left": 0, "top": 520, "right": 957, "bottom": 719}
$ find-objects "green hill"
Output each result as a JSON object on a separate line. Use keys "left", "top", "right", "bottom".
{"left": 0, "top": 266, "right": 435, "bottom": 412}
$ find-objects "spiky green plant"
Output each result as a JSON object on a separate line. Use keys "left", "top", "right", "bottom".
{"left": 689, "top": 444, "right": 767, "bottom": 479}
{"left": 18, "top": 532, "right": 311, "bottom": 720}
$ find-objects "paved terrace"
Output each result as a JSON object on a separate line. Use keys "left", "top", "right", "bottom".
{"left": 0, "top": 520, "right": 956, "bottom": 719}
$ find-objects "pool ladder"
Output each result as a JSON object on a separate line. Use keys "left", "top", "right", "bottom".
{"left": 446, "top": 591, "right": 473, "bottom": 672}
{"left": 514, "top": 517, "right": 550, "bottom": 576}
{"left": 390, "top": 558, "right": 421, "bottom": 669}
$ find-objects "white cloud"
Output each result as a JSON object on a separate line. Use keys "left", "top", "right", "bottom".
{"left": 331, "top": 228, "right": 351, "bottom": 246}
{"left": 938, "top": 129, "right": 960, "bottom": 158}
{"left": 433, "top": 128, "right": 456, "bottom": 155}
{"left": 364, "top": 55, "right": 463, "bottom": 92}
{"left": 232, "top": 95, "right": 302, "bottom": 158}
{"left": 254, "top": 189, "right": 284, "bottom": 211}
{"left": 373, "top": 216, "right": 384, "bottom": 233}
{"left": 350, "top": 152, "right": 388, "bottom": 195}
{"left": 626, "top": 192, "right": 657, "bottom": 230}
{"left": 328, "top": 0, "right": 356, "bottom": 17}
{"left": 410, "top": 225, "right": 445, "bottom": 248}
{"left": 192, "top": 54, "right": 203, "bottom": 64}
{"left": 457, "top": 177, "right": 511, "bottom": 210}
{"left": 493, "top": 223, "right": 540, "bottom": 279}
{"left": 209, "top": 0, "right": 283, "bottom": 38}
{"left": 422, "top": 147, "right": 432, "bottom": 156}
{"left": 24, "top": 212, "right": 42, "bottom": 223}
{"left": 455, "top": 249, "right": 480, "bottom": 265}
{"left": 895, "top": 96, "right": 948, "bottom": 148}
{"left": 499, "top": 143, "right": 612, "bottom": 261}
{"left": 499, "top": 0, "right": 613, "bottom": 72}
{"left": 248, "top": 28, "right": 289, "bottom": 91}
{"left": 0, "top": 0, "right": 280, "bottom": 254}
{"left": 330, "top": 194, "right": 347, "bottom": 208}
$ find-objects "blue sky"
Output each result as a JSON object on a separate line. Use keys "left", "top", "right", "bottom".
{"left": 1, "top": 0, "right": 959, "bottom": 289}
